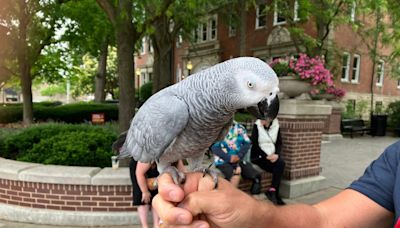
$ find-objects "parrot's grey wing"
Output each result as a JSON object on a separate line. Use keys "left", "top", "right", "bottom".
{"left": 125, "top": 94, "right": 189, "bottom": 163}
{"left": 215, "top": 118, "right": 233, "bottom": 142}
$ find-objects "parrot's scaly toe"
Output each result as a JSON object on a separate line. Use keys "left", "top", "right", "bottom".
{"left": 162, "top": 166, "right": 186, "bottom": 185}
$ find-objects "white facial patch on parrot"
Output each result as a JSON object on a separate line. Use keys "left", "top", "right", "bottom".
{"left": 233, "top": 69, "right": 277, "bottom": 106}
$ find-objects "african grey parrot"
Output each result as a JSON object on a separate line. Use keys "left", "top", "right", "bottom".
{"left": 118, "top": 57, "right": 280, "bottom": 185}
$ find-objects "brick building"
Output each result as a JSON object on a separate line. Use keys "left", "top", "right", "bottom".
{"left": 135, "top": 2, "right": 400, "bottom": 117}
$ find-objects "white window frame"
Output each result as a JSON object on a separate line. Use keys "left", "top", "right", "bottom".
{"left": 140, "top": 37, "right": 146, "bottom": 55}
{"left": 351, "top": 54, "right": 360, "bottom": 83}
{"left": 274, "top": 2, "right": 286, "bottom": 26}
{"left": 376, "top": 60, "right": 384, "bottom": 86}
{"left": 209, "top": 16, "right": 217, "bottom": 40}
{"left": 147, "top": 38, "right": 153, "bottom": 53}
{"left": 256, "top": 4, "right": 267, "bottom": 29}
{"left": 294, "top": 0, "right": 300, "bottom": 22}
{"left": 350, "top": 1, "right": 356, "bottom": 22}
{"left": 397, "top": 80, "right": 400, "bottom": 89}
{"left": 341, "top": 52, "right": 350, "bottom": 82}
{"left": 194, "top": 15, "right": 217, "bottom": 43}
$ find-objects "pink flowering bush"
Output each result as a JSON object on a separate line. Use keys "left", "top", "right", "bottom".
{"left": 270, "top": 54, "right": 345, "bottom": 99}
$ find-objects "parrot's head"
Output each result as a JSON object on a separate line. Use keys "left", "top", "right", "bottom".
{"left": 229, "top": 57, "right": 280, "bottom": 120}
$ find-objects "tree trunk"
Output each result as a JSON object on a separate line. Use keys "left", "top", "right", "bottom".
{"left": 18, "top": 0, "right": 33, "bottom": 125}
{"left": 239, "top": 0, "right": 247, "bottom": 56}
{"left": 151, "top": 16, "right": 174, "bottom": 94}
{"left": 94, "top": 38, "right": 108, "bottom": 102}
{"left": 20, "top": 62, "right": 33, "bottom": 125}
{"left": 115, "top": 1, "right": 135, "bottom": 133}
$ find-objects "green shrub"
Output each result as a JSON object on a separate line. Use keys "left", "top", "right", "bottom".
{"left": 0, "top": 105, "right": 23, "bottom": 123}
{"left": 0, "top": 103, "right": 118, "bottom": 124}
{"left": 387, "top": 101, "right": 400, "bottom": 128}
{"left": 234, "top": 112, "right": 255, "bottom": 122}
{"left": 1, "top": 123, "right": 117, "bottom": 160}
{"left": 17, "top": 129, "right": 116, "bottom": 167}
{"left": 34, "top": 103, "right": 118, "bottom": 123}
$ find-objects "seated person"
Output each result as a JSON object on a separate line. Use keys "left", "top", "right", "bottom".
{"left": 250, "top": 117, "right": 286, "bottom": 205}
{"left": 210, "top": 121, "right": 261, "bottom": 194}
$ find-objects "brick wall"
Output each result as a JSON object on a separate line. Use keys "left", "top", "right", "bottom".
{"left": 279, "top": 118, "right": 325, "bottom": 180}
{"left": 0, "top": 179, "right": 135, "bottom": 212}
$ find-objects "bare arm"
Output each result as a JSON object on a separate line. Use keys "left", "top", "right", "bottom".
{"left": 135, "top": 162, "right": 152, "bottom": 204}
{"left": 153, "top": 173, "right": 393, "bottom": 228}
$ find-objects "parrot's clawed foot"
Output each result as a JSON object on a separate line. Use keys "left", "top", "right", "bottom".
{"left": 193, "top": 163, "right": 219, "bottom": 189}
{"left": 162, "top": 166, "right": 186, "bottom": 185}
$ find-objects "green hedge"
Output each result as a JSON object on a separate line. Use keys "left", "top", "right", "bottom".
{"left": 0, "top": 103, "right": 118, "bottom": 124}
{"left": 387, "top": 101, "right": 400, "bottom": 129}
{"left": 1, "top": 123, "right": 117, "bottom": 167}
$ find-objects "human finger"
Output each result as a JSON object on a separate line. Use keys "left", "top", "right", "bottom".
{"left": 157, "top": 173, "right": 186, "bottom": 203}
{"left": 152, "top": 193, "right": 194, "bottom": 225}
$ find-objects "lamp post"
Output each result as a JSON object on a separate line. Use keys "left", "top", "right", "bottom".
{"left": 186, "top": 60, "right": 193, "bottom": 76}
{"left": 0, "top": 82, "right": 5, "bottom": 106}
{"left": 135, "top": 68, "right": 141, "bottom": 102}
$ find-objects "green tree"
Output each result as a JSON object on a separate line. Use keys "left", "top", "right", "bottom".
{"left": 96, "top": 0, "right": 173, "bottom": 132}
{"left": 353, "top": 0, "right": 400, "bottom": 114}
{"left": 60, "top": 0, "right": 114, "bottom": 102}
{"left": 145, "top": 0, "right": 230, "bottom": 93}
{"left": 0, "top": 0, "right": 68, "bottom": 125}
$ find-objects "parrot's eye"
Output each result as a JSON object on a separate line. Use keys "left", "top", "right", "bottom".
{"left": 247, "top": 81, "right": 254, "bottom": 88}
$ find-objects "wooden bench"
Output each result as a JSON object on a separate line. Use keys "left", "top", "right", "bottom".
{"left": 341, "top": 119, "right": 371, "bottom": 138}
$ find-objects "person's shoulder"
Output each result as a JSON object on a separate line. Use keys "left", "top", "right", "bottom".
{"left": 381, "top": 141, "right": 400, "bottom": 162}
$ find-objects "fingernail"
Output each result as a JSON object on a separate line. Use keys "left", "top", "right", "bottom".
{"left": 197, "top": 223, "right": 208, "bottom": 228}
{"left": 177, "top": 214, "right": 188, "bottom": 224}
{"left": 169, "top": 190, "right": 178, "bottom": 201}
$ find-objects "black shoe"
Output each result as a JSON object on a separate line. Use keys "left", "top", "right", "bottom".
{"left": 276, "top": 196, "right": 286, "bottom": 205}
{"left": 265, "top": 191, "right": 278, "bottom": 205}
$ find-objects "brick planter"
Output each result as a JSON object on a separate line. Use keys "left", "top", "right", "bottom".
{"left": 0, "top": 158, "right": 139, "bottom": 226}
{"left": 0, "top": 179, "right": 134, "bottom": 212}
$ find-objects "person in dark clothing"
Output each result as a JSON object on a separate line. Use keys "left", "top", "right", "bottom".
{"left": 250, "top": 117, "right": 286, "bottom": 205}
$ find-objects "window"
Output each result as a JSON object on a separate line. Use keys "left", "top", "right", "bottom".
{"left": 294, "top": 0, "right": 300, "bottom": 21}
{"left": 341, "top": 52, "right": 350, "bottom": 81}
{"left": 351, "top": 54, "right": 360, "bottom": 83}
{"left": 228, "top": 16, "right": 236, "bottom": 37}
{"left": 194, "top": 15, "right": 217, "bottom": 43}
{"left": 176, "top": 34, "right": 183, "bottom": 48}
{"left": 376, "top": 60, "right": 384, "bottom": 86}
{"left": 140, "top": 37, "right": 146, "bottom": 54}
{"left": 350, "top": 1, "right": 356, "bottom": 22}
{"left": 397, "top": 80, "right": 400, "bottom": 89}
{"left": 274, "top": 2, "right": 286, "bottom": 25}
{"left": 256, "top": 4, "right": 267, "bottom": 29}
{"left": 210, "top": 17, "right": 217, "bottom": 40}
{"left": 147, "top": 38, "right": 153, "bottom": 53}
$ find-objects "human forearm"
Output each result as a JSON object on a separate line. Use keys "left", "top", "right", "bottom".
{"left": 252, "top": 202, "right": 323, "bottom": 228}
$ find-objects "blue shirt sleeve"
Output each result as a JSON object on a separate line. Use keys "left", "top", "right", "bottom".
{"left": 348, "top": 141, "right": 400, "bottom": 213}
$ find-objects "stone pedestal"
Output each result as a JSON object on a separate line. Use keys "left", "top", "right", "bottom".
{"left": 278, "top": 99, "right": 331, "bottom": 198}
{"left": 322, "top": 101, "right": 343, "bottom": 141}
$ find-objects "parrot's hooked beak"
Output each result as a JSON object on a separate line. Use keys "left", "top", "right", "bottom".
{"left": 247, "top": 96, "right": 280, "bottom": 120}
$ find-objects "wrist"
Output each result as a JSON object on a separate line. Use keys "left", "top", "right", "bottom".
{"left": 251, "top": 199, "right": 276, "bottom": 227}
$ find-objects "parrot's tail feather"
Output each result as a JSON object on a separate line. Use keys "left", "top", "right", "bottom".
{"left": 117, "top": 146, "right": 131, "bottom": 160}
{"left": 112, "top": 131, "right": 132, "bottom": 159}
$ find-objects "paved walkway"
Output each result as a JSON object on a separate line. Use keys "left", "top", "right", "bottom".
{"left": 0, "top": 135, "right": 398, "bottom": 227}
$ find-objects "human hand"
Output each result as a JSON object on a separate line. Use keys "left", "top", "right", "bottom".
{"left": 230, "top": 155, "right": 240, "bottom": 163}
{"left": 142, "top": 191, "right": 151, "bottom": 204}
{"left": 153, "top": 172, "right": 265, "bottom": 228}
{"left": 233, "top": 166, "right": 241, "bottom": 175}
{"left": 266, "top": 154, "right": 279, "bottom": 163}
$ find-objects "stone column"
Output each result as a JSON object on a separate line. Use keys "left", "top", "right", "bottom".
{"left": 278, "top": 99, "right": 331, "bottom": 198}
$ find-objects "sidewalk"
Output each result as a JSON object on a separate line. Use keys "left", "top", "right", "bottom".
{"left": 0, "top": 135, "right": 398, "bottom": 227}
